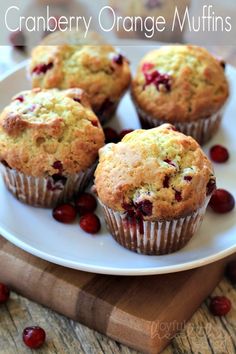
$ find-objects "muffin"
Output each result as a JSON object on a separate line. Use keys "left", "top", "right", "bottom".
{"left": 0, "top": 88, "right": 104, "bottom": 207}
{"left": 95, "top": 124, "right": 216, "bottom": 255}
{"left": 131, "top": 45, "right": 229, "bottom": 145}
{"left": 30, "top": 42, "right": 131, "bottom": 124}
{"left": 109, "top": 0, "right": 190, "bottom": 43}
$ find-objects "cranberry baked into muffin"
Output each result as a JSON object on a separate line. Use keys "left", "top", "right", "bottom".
{"left": 131, "top": 45, "right": 229, "bottom": 144}
{"left": 30, "top": 44, "right": 131, "bottom": 124}
{"left": 95, "top": 124, "right": 216, "bottom": 255}
{"left": 0, "top": 88, "right": 104, "bottom": 207}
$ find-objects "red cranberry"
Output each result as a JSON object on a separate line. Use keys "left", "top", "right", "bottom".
{"left": 209, "top": 189, "right": 235, "bottom": 213}
{"left": 184, "top": 176, "right": 192, "bottom": 182}
{"left": 142, "top": 63, "right": 154, "bottom": 73}
{"left": 175, "top": 190, "right": 182, "bottom": 202}
{"left": 119, "top": 129, "right": 134, "bottom": 140}
{"left": 14, "top": 95, "right": 24, "bottom": 103}
{"left": 144, "top": 70, "right": 171, "bottom": 92}
{"left": 113, "top": 54, "right": 123, "bottom": 65}
{"left": 210, "top": 145, "right": 229, "bottom": 163}
{"left": 164, "top": 159, "right": 176, "bottom": 167}
{"left": 73, "top": 97, "right": 81, "bottom": 103}
{"left": 52, "top": 160, "right": 63, "bottom": 173}
{"left": 23, "top": 326, "right": 46, "bottom": 349}
{"left": 0, "top": 283, "right": 10, "bottom": 304}
{"left": 79, "top": 213, "right": 101, "bottom": 234}
{"left": 32, "top": 62, "right": 53, "bottom": 75}
{"left": 226, "top": 261, "right": 236, "bottom": 283}
{"left": 9, "top": 30, "right": 25, "bottom": 51}
{"left": 104, "top": 127, "right": 119, "bottom": 143}
{"left": 136, "top": 200, "right": 153, "bottom": 216}
{"left": 91, "top": 120, "right": 99, "bottom": 127}
{"left": 209, "top": 296, "right": 231, "bottom": 316}
{"left": 163, "top": 175, "right": 170, "bottom": 188}
{"left": 206, "top": 178, "right": 216, "bottom": 196}
{"left": 75, "top": 193, "right": 97, "bottom": 215}
{"left": 53, "top": 204, "right": 77, "bottom": 223}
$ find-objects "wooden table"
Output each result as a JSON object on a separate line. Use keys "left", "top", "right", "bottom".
{"left": 0, "top": 45, "right": 236, "bottom": 354}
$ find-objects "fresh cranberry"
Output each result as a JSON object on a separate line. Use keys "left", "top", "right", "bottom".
{"left": 144, "top": 70, "right": 171, "bottom": 92}
{"left": 142, "top": 62, "right": 154, "bottom": 73}
{"left": 75, "top": 193, "right": 97, "bottom": 215}
{"left": 73, "top": 98, "right": 81, "bottom": 103}
{"left": 119, "top": 129, "right": 134, "bottom": 140}
{"left": 53, "top": 204, "right": 77, "bottom": 223}
{"left": 184, "top": 176, "right": 192, "bottom": 182}
{"left": 175, "top": 191, "right": 182, "bottom": 202}
{"left": 210, "top": 145, "right": 229, "bottom": 163}
{"left": 23, "top": 326, "right": 46, "bottom": 349}
{"left": 226, "top": 261, "right": 236, "bottom": 283}
{"left": 136, "top": 200, "right": 153, "bottom": 217}
{"left": 79, "top": 213, "right": 101, "bottom": 234}
{"left": 163, "top": 175, "right": 170, "bottom": 188}
{"left": 0, "top": 283, "right": 10, "bottom": 304}
{"left": 209, "top": 296, "right": 231, "bottom": 316}
{"left": 14, "top": 95, "right": 24, "bottom": 103}
{"left": 9, "top": 30, "right": 25, "bottom": 51}
{"left": 113, "top": 54, "right": 123, "bottom": 65}
{"left": 104, "top": 127, "right": 119, "bottom": 143}
{"left": 206, "top": 178, "right": 216, "bottom": 196}
{"left": 164, "top": 159, "right": 176, "bottom": 167}
{"left": 209, "top": 189, "right": 235, "bottom": 213}
{"left": 32, "top": 62, "right": 53, "bottom": 75}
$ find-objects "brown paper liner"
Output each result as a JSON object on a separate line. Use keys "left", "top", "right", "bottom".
{"left": 1, "top": 164, "right": 96, "bottom": 208}
{"left": 135, "top": 103, "right": 225, "bottom": 145}
{"left": 100, "top": 199, "right": 210, "bottom": 255}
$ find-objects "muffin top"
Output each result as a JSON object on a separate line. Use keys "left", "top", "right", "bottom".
{"left": 95, "top": 124, "right": 215, "bottom": 220}
{"left": 131, "top": 45, "right": 229, "bottom": 122}
{"left": 0, "top": 88, "right": 104, "bottom": 177}
{"left": 30, "top": 44, "right": 131, "bottom": 113}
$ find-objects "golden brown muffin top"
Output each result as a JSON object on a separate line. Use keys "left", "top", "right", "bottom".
{"left": 0, "top": 88, "right": 104, "bottom": 177}
{"left": 95, "top": 124, "right": 215, "bottom": 220}
{"left": 131, "top": 45, "right": 229, "bottom": 122}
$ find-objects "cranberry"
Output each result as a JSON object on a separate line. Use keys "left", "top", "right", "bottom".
{"left": 79, "top": 213, "right": 101, "bottom": 234}
{"left": 91, "top": 120, "right": 99, "bottom": 127}
{"left": 136, "top": 200, "right": 153, "bottom": 216}
{"left": 0, "top": 283, "right": 10, "bottom": 304}
{"left": 119, "top": 129, "right": 134, "bottom": 140}
{"left": 142, "top": 62, "right": 154, "bottom": 73}
{"left": 32, "top": 62, "right": 53, "bottom": 75}
{"left": 164, "top": 159, "right": 176, "bottom": 167}
{"left": 210, "top": 145, "right": 229, "bottom": 163}
{"left": 209, "top": 296, "right": 231, "bottom": 316}
{"left": 226, "top": 261, "right": 236, "bottom": 283}
{"left": 209, "top": 189, "right": 235, "bottom": 214}
{"left": 53, "top": 204, "right": 77, "bottom": 223}
{"left": 206, "top": 178, "right": 216, "bottom": 196}
{"left": 163, "top": 175, "right": 170, "bottom": 188}
{"left": 104, "top": 127, "right": 119, "bottom": 143}
{"left": 113, "top": 54, "right": 123, "bottom": 65}
{"left": 184, "top": 176, "right": 192, "bottom": 182}
{"left": 52, "top": 160, "right": 63, "bottom": 173}
{"left": 144, "top": 70, "right": 171, "bottom": 92}
{"left": 9, "top": 30, "right": 25, "bottom": 51}
{"left": 75, "top": 193, "right": 97, "bottom": 215}
{"left": 73, "top": 98, "right": 81, "bottom": 103}
{"left": 14, "top": 95, "right": 24, "bottom": 103}
{"left": 23, "top": 326, "right": 46, "bottom": 349}
{"left": 175, "top": 190, "right": 182, "bottom": 202}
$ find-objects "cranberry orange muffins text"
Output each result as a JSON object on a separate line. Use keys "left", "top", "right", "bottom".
{"left": 0, "top": 88, "right": 104, "bottom": 207}
{"left": 95, "top": 124, "right": 216, "bottom": 255}
{"left": 131, "top": 45, "right": 229, "bottom": 144}
{"left": 30, "top": 44, "right": 131, "bottom": 124}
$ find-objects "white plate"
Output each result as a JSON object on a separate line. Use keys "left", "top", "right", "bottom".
{"left": 0, "top": 46, "right": 236, "bottom": 276}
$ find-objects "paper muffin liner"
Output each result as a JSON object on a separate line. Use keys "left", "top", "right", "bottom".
{"left": 1, "top": 164, "right": 96, "bottom": 208}
{"left": 135, "top": 103, "right": 225, "bottom": 145}
{"left": 100, "top": 199, "right": 210, "bottom": 255}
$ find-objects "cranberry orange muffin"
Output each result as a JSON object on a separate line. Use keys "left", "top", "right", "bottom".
{"left": 30, "top": 43, "right": 131, "bottom": 124}
{"left": 131, "top": 45, "right": 229, "bottom": 144}
{"left": 0, "top": 88, "right": 104, "bottom": 207}
{"left": 95, "top": 124, "right": 216, "bottom": 255}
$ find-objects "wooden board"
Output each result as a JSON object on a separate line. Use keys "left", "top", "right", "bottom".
{"left": 0, "top": 237, "right": 233, "bottom": 354}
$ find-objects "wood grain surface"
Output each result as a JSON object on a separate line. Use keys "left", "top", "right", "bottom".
{"left": 0, "top": 238, "right": 235, "bottom": 354}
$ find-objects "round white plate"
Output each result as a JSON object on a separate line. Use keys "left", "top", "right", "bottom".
{"left": 0, "top": 46, "right": 236, "bottom": 275}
